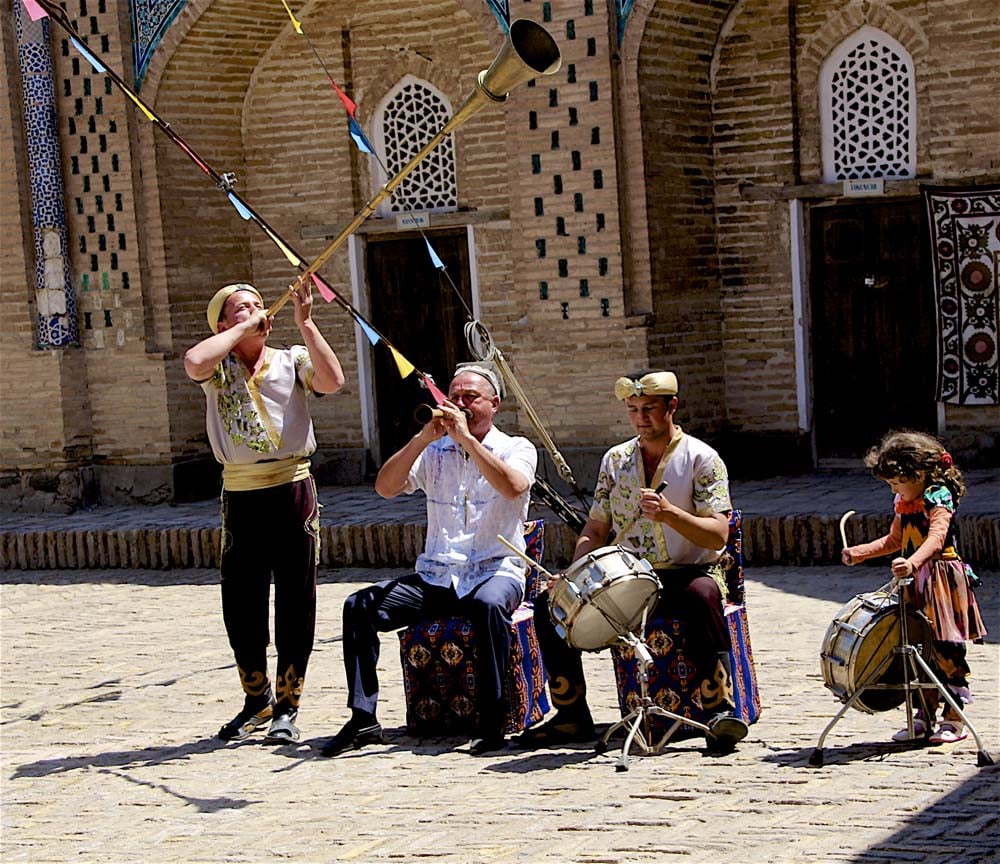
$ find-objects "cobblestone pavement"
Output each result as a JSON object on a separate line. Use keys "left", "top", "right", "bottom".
{"left": 2, "top": 565, "right": 997, "bottom": 864}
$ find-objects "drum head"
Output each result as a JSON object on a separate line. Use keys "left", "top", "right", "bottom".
{"left": 563, "top": 574, "right": 659, "bottom": 652}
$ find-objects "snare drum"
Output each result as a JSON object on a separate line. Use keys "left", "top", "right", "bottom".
{"left": 549, "top": 545, "right": 659, "bottom": 651}
{"left": 820, "top": 591, "right": 933, "bottom": 714}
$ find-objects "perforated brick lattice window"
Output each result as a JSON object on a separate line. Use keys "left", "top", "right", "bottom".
{"left": 820, "top": 26, "right": 916, "bottom": 182}
{"left": 375, "top": 76, "right": 457, "bottom": 215}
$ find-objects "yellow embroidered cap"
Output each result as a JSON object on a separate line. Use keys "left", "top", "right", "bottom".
{"left": 614, "top": 371, "right": 678, "bottom": 400}
{"left": 207, "top": 283, "right": 263, "bottom": 334}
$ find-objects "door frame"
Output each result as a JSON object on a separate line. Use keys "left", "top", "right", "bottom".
{"left": 349, "top": 225, "right": 482, "bottom": 461}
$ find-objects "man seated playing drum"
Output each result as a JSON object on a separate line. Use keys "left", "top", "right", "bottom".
{"left": 523, "top": 369, "right": 749, "bottom": 753}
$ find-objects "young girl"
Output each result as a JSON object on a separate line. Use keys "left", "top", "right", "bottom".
{"left": 842, "top": 430, "right": 987, "bottom": 744}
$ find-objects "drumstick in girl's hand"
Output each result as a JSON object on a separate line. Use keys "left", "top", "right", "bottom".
{"left": 839, "top": 510, "right": 855, "bottom": 549}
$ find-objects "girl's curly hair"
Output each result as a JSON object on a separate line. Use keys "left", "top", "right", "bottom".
{"left": 863, "top": 430, "right": 966, "bottom": 503}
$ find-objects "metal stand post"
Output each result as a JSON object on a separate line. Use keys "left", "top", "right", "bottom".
{"left": 595, "top": 630, "right": 710, "bottom": 772}
{"left": 809, "top": 581, "right": 994, "bottom": 768}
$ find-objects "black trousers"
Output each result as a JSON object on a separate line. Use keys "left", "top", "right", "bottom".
{"left": 220, "top": 477, "right": 319, "bottom": 716}
{"left": 534, "top": 565, "right": 731, "bottom": 713}
{"left": 342, "top": 572, "right": 522, "bottom": 730}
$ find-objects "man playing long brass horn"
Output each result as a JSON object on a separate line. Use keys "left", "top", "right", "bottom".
{"left": 184, "top": 277, "right": 345, "bottom": 745}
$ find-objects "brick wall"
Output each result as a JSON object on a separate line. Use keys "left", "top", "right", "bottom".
{"left": 2, "top": 0, "right": 997, "bottom": 507}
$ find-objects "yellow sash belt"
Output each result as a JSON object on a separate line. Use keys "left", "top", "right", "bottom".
{"left": 223, "top": 457, "right": 311, "bottom": 492}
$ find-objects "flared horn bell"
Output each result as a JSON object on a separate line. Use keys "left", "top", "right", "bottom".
{"left": 446, "top": 19, "right": 561, "bottom": 131}
{"left": 480, "top": 19, "right": 562, "bottom": 101}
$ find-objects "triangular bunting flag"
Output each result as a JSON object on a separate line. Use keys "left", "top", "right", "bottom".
{"left": 311, "top": 273, "right": 336, "bottom": 302}
{"left": 21, "top": 0, "right": 47, "bottom": 21}
{"left": 390, "top": 346, "right": 415, "bottom": 379}
{"left": 423, "top": 376, "right": 448, "bottom": 405}
{"left": 262, "top": 226, "right": 302, "bottom": 267}
{"left": 332, "top": 81, "right": 357, "bottom": 118}
{"left": 70, "top": 37, "right": 106, "bottom": 74}
{"left": 356, "top": 318, "right": 381, "bottom": 346}
{"left": 227, "top": 192, "right": 253, "bottom": 220}
{"left": 349, "top": 118, "right": 374, "bottom": 154}
{"left": 279, "top": 0, "right": 303, "bottom": 34}
{"left": 425, "top": 239, "right": 446, "bottom": 270}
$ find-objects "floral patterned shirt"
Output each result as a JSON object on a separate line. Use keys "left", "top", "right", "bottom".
{"left": 588, "top": 427, "right": 731, "bottom": 567}
{"left": 200, "top": 345, "right": 317, "bottom": 465}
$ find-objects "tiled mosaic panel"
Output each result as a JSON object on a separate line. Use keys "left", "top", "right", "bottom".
{"left": 15, "top": 3, "right": 79, "bottom": 348}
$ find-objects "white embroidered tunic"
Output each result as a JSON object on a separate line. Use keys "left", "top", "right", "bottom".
{"left": 200, "top": 346, "right": 317, "bottom": 474}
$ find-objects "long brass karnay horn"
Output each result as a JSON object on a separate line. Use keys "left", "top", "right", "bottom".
{"left": 414, "top": 404, "right": 472, "bottom": 423}
{"left": 268, "top": 19, "right": 561, "bottom": 317}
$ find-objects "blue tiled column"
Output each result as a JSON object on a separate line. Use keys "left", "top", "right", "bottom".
{"left": 13, "top": 0, "right": 79, "bottom": 348}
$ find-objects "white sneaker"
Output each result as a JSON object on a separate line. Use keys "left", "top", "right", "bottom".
{"left": 891, "top": 717, "right": 928, "bottom": 742}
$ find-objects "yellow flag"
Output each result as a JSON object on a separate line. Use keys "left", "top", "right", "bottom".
{"left": 280, "top": 0, "right": 303, "bottom": 34}
{"left": 263, "top": 226, "right": 302, "bottom": 267}
{"left": 123, "top": 88, "right": 156, "bottom": 122}
{"left": 390, "top": 346, "right": 415, "bottom": 378}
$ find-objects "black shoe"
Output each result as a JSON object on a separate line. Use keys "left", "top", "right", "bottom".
{"left": 514, "top": 712, "right": 595, "bottom": 748}
{"left": 706, "top": 712, "right": 749, "bottom": 753}
{"left": 469, "top": 734, "right": 507, "bottom": 756}
{"left": 217, "top": 695, "right": 275, "bottom": 741}
{"left": 319, "top": 718, "right": 383, "bottom": 757}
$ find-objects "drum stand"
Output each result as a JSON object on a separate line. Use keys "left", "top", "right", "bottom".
{"left": 809, "top": 582, "right": 994, "bottom": 768}
{"left": 595, "top": 629, "right": 710, "bottom": 772}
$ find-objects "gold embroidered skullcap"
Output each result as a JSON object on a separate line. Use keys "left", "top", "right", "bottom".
{"left": 206, "top": 283, "right": 263, "bottom": 334}
{"left": 614, "top": 371, "right": 678, "bottom": 400}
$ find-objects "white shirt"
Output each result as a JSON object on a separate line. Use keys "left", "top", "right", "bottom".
{"left": 404, "top": 426, "right": 537, "bottom": 598}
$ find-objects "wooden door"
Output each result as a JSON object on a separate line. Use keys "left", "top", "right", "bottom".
{"left": 810, "top": 200, "right": 936, "bottom": 459}
{"left": 365, "top": 231, "right": 473, "bottom": 463}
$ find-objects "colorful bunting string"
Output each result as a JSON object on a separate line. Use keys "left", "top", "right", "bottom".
{"left": 28, "top": 0, "right": 436, "bottom": 391}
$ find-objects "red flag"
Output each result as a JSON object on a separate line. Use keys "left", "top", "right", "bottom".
{"left": 331, "top": 80, "right": 357, "bottom": 118}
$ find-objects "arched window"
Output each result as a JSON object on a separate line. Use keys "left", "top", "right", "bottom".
{"left": 820, "top": 26, "right": 916, "bottom": 182}
{"left": 373, "top": 76, "right": 458, "bottom": 215}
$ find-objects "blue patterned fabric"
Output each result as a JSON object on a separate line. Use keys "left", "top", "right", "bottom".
{"left": 398, "top": 521, "right": 549, "bottom": 735}
{"left": 611, "top": 510, "right": 761, "bottom": 732}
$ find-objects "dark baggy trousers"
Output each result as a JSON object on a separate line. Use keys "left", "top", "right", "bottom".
{"left": 220, "top": 477, "right": 319, "bottom": 717}
{"left": 534, "top": 565, "right": 732, "bottom": 714}
{"left": 343, "top": 572, "right": 522, "bottom": 732}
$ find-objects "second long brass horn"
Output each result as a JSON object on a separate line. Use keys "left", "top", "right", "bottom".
{"left": 267, "top": 19, "right": 561, "bottom": 318}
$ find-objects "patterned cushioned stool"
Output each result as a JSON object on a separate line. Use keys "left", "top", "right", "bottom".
{"left": 611, "top": 509, "right": 761, "bottom": 736}
{"left": 398, "top": 520, "right": 550, "bottom": 736}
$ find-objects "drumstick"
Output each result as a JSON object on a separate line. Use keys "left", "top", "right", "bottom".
{"left": 496, "top": 534, "right": 559, "bottom": 582}
{"left": 839, "top": 509, "right": 855, "bottom": 549}
{"left": 616, "top": 480, "right": 669, "bottom": 541}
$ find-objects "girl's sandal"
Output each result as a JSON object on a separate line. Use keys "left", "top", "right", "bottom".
{"left": 929, "top": 722, "right": 968, "bottom": 744}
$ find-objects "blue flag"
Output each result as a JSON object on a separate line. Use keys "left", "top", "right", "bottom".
{"left": 349, "top": 118, "right": 374, "bottom": 154}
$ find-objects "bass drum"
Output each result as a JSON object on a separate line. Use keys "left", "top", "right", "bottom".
{"left": 820, "top": 591, "right": 933, "bottom": 714}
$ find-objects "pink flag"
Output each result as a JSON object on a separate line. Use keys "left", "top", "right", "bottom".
{"left": 22, "top": 0, "right": 48, "bottom": 21}
{"left": 311, "top": 273, "right": 336, "bottom": 302}
{"left": 423, "top": 376, "right": 448, "bottom": 405}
